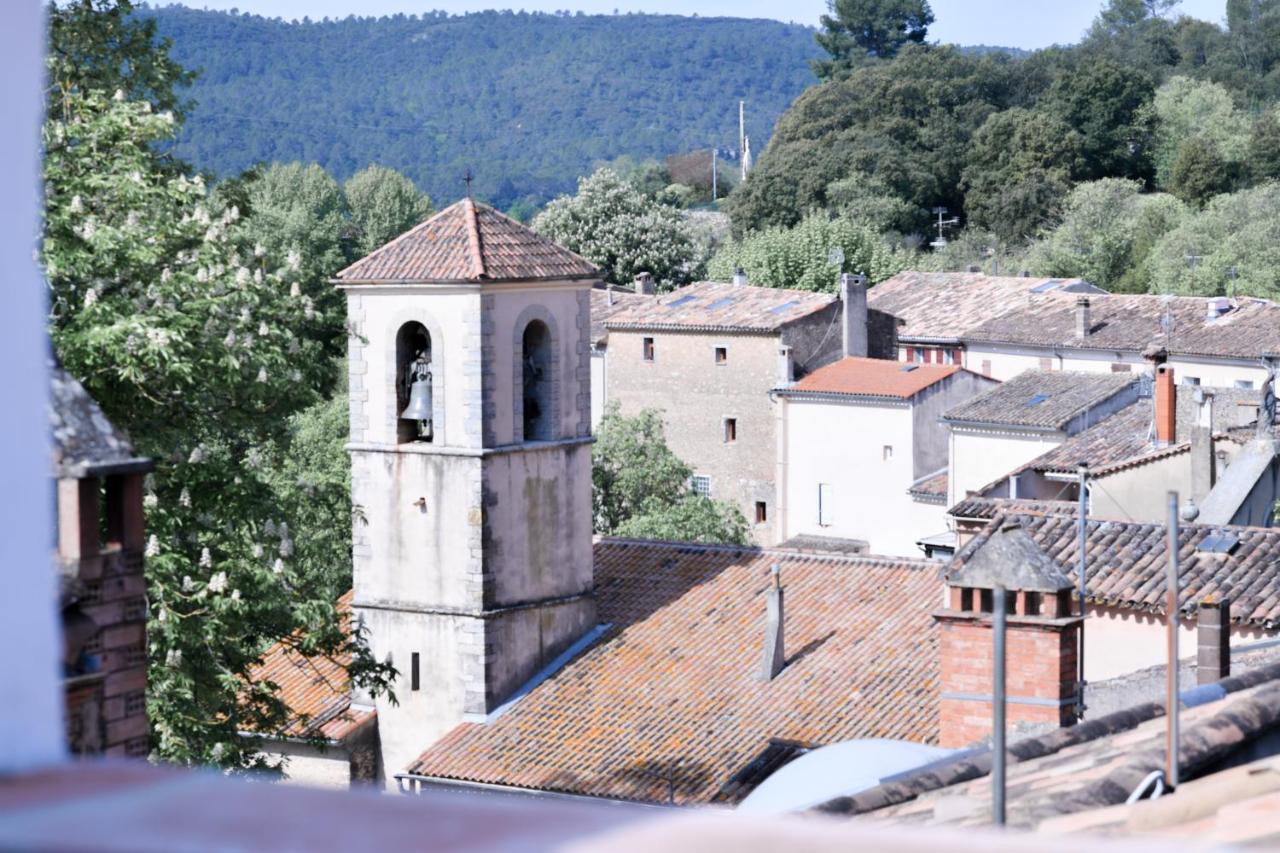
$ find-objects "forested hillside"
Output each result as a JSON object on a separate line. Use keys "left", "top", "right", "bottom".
{"left": 143, "top": 5, "right": 820, "bottom": 210}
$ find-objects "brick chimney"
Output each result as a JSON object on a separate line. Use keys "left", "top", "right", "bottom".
{"left": 761, "top": 564, "right": 785, "bottom": 681}
{"left": 1155, "top": 364, "right": 1176, "bottom": 447}
{"left": 1075, "top": 296, "right": 1091, "bottom": 339}
{"left": 634, "top": 271, "right": 656, "bottom": 295}
{"left": 840, "top": 273, "right": 868, "bottom": 359}
{"left": 1196, "top": 597, "right": 1230, "bottom": 685}
{"left": 937, "top": 523, "right": 1083, "bottom": 748}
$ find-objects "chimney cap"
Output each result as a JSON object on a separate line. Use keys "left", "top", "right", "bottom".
{"left": 1076, "top": 295, "right": 1091, "bottom": 306}
{"left": 949, "top": 522, "right": 1074, "bottom": 593}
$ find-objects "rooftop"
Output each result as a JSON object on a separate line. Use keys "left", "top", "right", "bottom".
{"left": 589, "top": 285, "right": 653, "bottom": 346}
{"left": 951, "top": 512, "right": 1280, "bottom": 629}
{"left": 603, "top": 281, "right": 835, "bottom": 334}
{"left": 908, "top": 470, "right": 949, "bottom": 502}
{"left": 49, "top": 365, "right": 150, "bottom": 478}
{"left": 942, "top": 371, "right": 1137, "bottom": 431}
{"left": 408, "top": 539, "right": 940, "bottom": 804}
{"left": 334, "top": 198, "right": 599, "bottom": 284}
{"left": 866, "top": 272, "right": 1100, "bottom": 343}
{"left": 247, "top": 592, "right": 373, "bottom": 742}
{"left": 962, "top": 292, "right": 1280, "bottom": 360}
{"left": 777, "top": 357, "right": 965, "bottom": 400}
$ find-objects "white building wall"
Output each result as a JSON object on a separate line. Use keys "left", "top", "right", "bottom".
{"left": 783, "top": 399, "right": 942, "bottom": 557}
{"left": 948, "top": 427, "right": 1064, "bottom": 507}
{"left": 964, "top": 342, "right": 1267, "bottom": 388}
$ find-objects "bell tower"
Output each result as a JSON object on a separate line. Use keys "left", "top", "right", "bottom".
{"left": 335, "top": 199, "right": 600, "bottom": 780}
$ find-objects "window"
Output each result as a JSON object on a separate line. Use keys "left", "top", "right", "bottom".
{"left": 943, "top": 349, "right": 955, "bottom": 365}
{"left": 723, "top": 418, "right": 737, "bottom": 443}
{"left": 1236, "top": 379, "right": 1255, "bottom": 390}
{"left": 755, "top": 502, "right": 768, "bottom": 524}
{"left": 981, "top": 359, "right": 992, "bottom": 377}
{"left": 715, "top": 346, "right": 727, "bottom": 365}
{"left": 914, "top": 347, "right": 926, "bottom": 362}
{"left": 1182, "top": 376, "right": 1201, "bottom": 386}
{"left": 411, "top": 652, "right": 420, "bottom": 691}
{"left": 643, "top": 337, "right": 655, "bottom": 362}
{"left": 904, "top": 347, "right": 915, "bottom": 363}
{"left": 882, "top": 445, "right": 893, "bottom": 460}
{"left": 521, "top": 320, "right": 553, "bottom": 441}
{"left": 818, "top": 483, "right": 833, "bottom": 526}
{"left": 1039, "top": 357, "right": 1054, "bottom": 371}
{"left": 691, "top": 475, "right": 712, "bottom": 497}
{"left": 923, "top": 349, "right": 933, "bottom": 364}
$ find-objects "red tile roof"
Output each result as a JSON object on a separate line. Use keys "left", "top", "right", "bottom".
{"left": 335, "top": 198, "right": 599, "bottom": 283}
{"left": 248, "top": 591, "right": 373, "bottom": 742}
{"left": 780, "top": 357, "right": 964, "bottom": 399}
{"left": 603, "top": 281, "right": 835, "bottom": 333}
{"left": 408, "top": 539, "right": 940, "bottom": 804}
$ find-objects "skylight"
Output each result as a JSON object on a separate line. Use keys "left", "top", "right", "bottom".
{"left": 1029, "top": 280, "right": 1064, "bottom": 293}
{"left": 707, "top": 297, "right": 737, "bottom": 310}
{"left": 1026, "top": 393, "right": 1051, "bottom": 406}
{"left": 770, "top": 300, "right": 799, "bottom": 314}
{"left": 667, "top": 294, "right": 698, "bottom": 308}
{"left": 1197, "top": 533, "right": 1239, "bottom": 555}
{"left": 901, "top": 365, "right": 919, "bottom": 373}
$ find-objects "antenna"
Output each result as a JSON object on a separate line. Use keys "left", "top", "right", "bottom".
{"left": 930, "top": 206, "right": 959, "bottom": 250}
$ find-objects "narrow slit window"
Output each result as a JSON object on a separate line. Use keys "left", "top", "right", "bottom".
{"left": 411, "top": 652, "right": 420, "bottom": 691}
{"left": 818, "top": 483, "right": 832, "bottom": 526}
{"left": 724, "top": 418, "right": 737, "bottom": 443}
{"left": 755, "top": 502, "right": 768, "bottom": 524}
{"left": 643, "top": 337, "right": 655, "bottom": 362}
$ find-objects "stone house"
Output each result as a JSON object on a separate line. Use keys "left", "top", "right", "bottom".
{"left": 601, "top": 274, "right": 896, "bottom": 543}
{"left": 50, "top": 366, "right": 153, "bottom": 759}
{"left": 773, "top": 357, "right": 996, "bottom": 556}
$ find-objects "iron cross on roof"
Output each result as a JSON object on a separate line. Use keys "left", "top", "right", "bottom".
{"left": 463, "top": 169, "right": 474, "bottom": 197}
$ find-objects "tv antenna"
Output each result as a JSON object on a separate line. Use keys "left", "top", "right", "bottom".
{"left": 930, "top": 207, "right": 959, "bottom": 250}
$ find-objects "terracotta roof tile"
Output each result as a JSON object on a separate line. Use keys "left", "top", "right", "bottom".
{"left": 248, "top": 592, "right": 373, "bottom": 742}
{"left": 942, "top": 371, "right": 1137, "bottom": 430}
{"left": 952, "top": 513, "right": 1280, "bottom": 629}
{"left": 908, "top": 469, "right": 949, "bottom": 500}
{"left": 948, "top": 497, "right": 1077, "bottom": 521}
{"left": 408, "top": 539, "right": 940, "bottom": 804}
{"left": 866, "top": 272, "right": 1101, "bottom": 343}
{"left": 335, "top": 199, "right": 599, "bottom": 283}
{"left": 604, "top": 281, "right": 835, "bottom": 334}
{"left": 589, "top": 286, "right": 653, "bottom": 346}
{"left": 779, "top": 357, "right": 964, "bottom": 399}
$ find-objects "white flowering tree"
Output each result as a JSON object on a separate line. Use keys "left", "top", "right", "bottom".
{"left": 43, "top": 88, "right": 395, "bottom": 769}
{"left": 533, "top": 168, "right": 699, "bottom": 289}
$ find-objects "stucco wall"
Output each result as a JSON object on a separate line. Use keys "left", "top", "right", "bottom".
{"left": 963, "top": 342, "right": 1267, "bottom": 388}
{"left": 782, "top": 398, "right": 943, "bottom": 556}
{"left": 949, "top": 428, "right": 1064, "bottom": 507}
{"left": 607, "top": 329, "right": 782, "bottom": 543}
{"left": 590, "top": 350, "right": 606, "bottom": 428}
{"left": 910, "top": 372, "right": 998, "bottom": 480}
{"left": 1084, "top": 604, "right": 1271, "bottom": 682}
{"left": 262, "top": 742, "right": 353, "bottom": 790}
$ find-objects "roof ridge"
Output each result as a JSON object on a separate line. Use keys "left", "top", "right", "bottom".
{"left": 597, "top": 536, "right": 935, "bottom": 567}
{"left": 462, "top": 197, "right": 485, "bottom": 280}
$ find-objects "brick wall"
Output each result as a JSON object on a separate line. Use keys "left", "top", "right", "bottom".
{"left": 938, "top": 614, "right": 1080, "bottom": 748}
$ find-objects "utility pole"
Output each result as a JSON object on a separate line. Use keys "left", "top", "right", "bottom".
{"left": 739, "top": 100, "right": 745, "bottom": 160}
{"left": 711, "top": 147, "right": 717, "bottom": 202}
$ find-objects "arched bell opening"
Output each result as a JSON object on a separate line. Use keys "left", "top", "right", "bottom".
{"left": 396, "top": 321, "right": 434, "bottom": 443}
{"left": 521, "top": 319, "right": 553, "bottom": 442}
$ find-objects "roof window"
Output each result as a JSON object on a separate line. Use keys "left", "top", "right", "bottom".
{"left": 667, "top": 294, "right": 698, "bottom": 308}
{"left": 769, "top": 300, "right": 799, "bottom": 314}
{"left": 707, "top": 297, "right": 737, "bottom": 310}
{"left": 1026, "top": 393, "right": 1051, "bottom": 407}
{"left": 1197, "top": 533, "right": 1239, "bottom": 555}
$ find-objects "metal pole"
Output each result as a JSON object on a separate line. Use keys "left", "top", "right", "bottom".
{"left": 1077, "top": 463, "right": 1089, "bottom": 718}
{"left": 1166, "top": 490, "right": 1180, "bottom": 790}
{"left": 711, "top": 148, "right": 717, "bottom": 201}
{"left": 993, "top": 585, "right": 1007, "bottom": 827}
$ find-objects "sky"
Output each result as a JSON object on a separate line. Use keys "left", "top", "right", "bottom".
{"left": 154, "top": 0, "right": 1230, "bottom": 48}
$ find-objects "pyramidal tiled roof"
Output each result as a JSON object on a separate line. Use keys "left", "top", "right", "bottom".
{"left": 335, "top": 198, "right": 600, "bottom": 283}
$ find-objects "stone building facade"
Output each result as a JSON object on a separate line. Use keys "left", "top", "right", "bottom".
{"left": 50, "top": 367, "right": 153, "bottom": 758}
{"left": 335, "top": 199, "right": 601, "bottom": 781}
{"left": 602, "top": 276, "right": 895, "bottom": 544}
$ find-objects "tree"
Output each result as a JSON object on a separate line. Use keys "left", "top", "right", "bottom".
{"left": 813, "top": 0, "right": 934, "bottom": 80}
{"left": 343, "top": 165, "right": 433, "bottom": 257}
{"left": 961, "top": 108, "right": 1083, "bottom": 242}
{"left": 1028, "top": 178, "right": 1187, "bottom": 292}
{"left": 1143, "top": 182, "right": 1280, "bottom": 298}
{"left": 1167, "top": 137, "right": 1231, "bottom": 205}
{"left": 42, "top": 90, "right": 394, "bottom": 770}
{"left": 1042, "top": 59, "right": 1156, "bottom": 183}
{"left": 47, "top": 0, "right": 195, "bottom": 121}
{"left": 533, "top": 168, "right": 698, "bottom": 289}
{"left": 593, "top": 405, "right": 748, "bottom": 545}
{"left": 1147, "top": 77, "right": 1251, "bottom": 189}
{"left": 1249, "top": 107, "right": 1280, "bottom": 182}
{"left": 707, "top": 212, "right": 907, "bottom": 291}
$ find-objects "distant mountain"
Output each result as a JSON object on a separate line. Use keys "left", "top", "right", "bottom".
{"left": 143, "top": 5, "right": 822, "bottom": 209}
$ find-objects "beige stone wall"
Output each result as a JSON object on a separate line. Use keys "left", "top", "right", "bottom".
{"left": 607, "top": 329, "right": 783, "bottom": 543}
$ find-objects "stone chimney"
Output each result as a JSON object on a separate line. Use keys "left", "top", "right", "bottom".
{"left": 777, "top": 345, "right": 795, "bottom": 386}
{"left": 1191, "top": 388, "right": 1215, "bottom": 502}
{"left": 1075, "top": 296, "right": 1091, "bottom": 340}
{"left": 634, "top": 272, "right": 656, "bottom": 295}
{"left": 1155, "top": 364, "right": 1176, "bottom": 447}
{"left": 937, "top": 523, "right": 1083, "bottom": 747}
{"left": 762, "top": 564, "right": 785, "bottom": 681}
{"left": 1196, "top": 597, "right": 1230, "bottom": 685}
{"left": 840, "top": 273, "right": 868, "bottom": 359}
{"left": 733, "top": 267, "right": 748, "bottom": 288}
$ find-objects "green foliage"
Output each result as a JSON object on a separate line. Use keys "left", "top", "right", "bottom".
{"left": 344, "top": 165, "right": 434, "bottom": 258}
{"left": 813, "top": 0, "right": 934, "bottom": 80}
{"left": 142, "top": 6, "right": 820, "bottom": 210}
{"left": 825, "top": 173, "right": 920, "bottom": 234}
{"left": 42, "top": 89, "right": 395, "bottom": 769}
{"left": 1142, "top": 182, "right": 1280, "bottom": 298}
{"left": 533, "top": 168, "right": 699, "bottom": 289}
{"left": 47, "top": 0, "right": 195, "bottom": 120}
{"left": 1040, "top": 59, "right": 1155, "bottom": 182}
{"left": 1168, "top": 137, "right": 1232, "bottom": 205}
{"left": 707, "top": 212, "right": 908, "bottom": 291}
{"left": 1148, "top": 76, "right": 1251, "bottom": 189}
{"left": 593, "top": 405, "right": 748, "bottom": 546}
{"left": 1028, "top": 179, "right": 1187, "bottom": 292}
{"left": 1249, "top": 107, "right": 1280, "bottom": 181}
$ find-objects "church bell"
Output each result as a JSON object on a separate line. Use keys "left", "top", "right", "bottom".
{"left": 400, "top": 376, "right": 433, "bottom": 437}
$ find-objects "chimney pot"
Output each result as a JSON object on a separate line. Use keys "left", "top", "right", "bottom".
{"left": 733, "top": 267, "right": 748, "bottom": 288}
{"left": 1075, "top": 296, "right": 1091, "bottom": 339}
{"left": 840, "top": 273, "right": 869, "bottom": 359}
{"left": 1155, "top": 365, "right": 1176, "bottom": 446}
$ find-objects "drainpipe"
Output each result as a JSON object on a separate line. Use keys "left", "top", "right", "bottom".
{"left": 993, "top": 584, "right": 1007, "bottom": 827}
{"left": 1166, "top": 490, "right": 1181, "bottom": 790}
{"left": 1077, "top": 462, "right": 1088, "bottom": 718}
